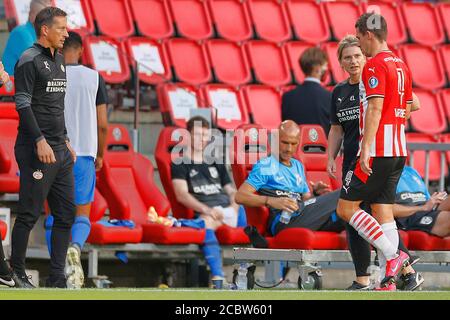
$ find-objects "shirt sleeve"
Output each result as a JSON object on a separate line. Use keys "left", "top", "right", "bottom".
{"left": 404, "top": 64, "right": 413, "bottom": 104}
{"left": 217, "top": 164, "right": 232, "bottom": 186}
{"left": 330, "top": 87, "right": 339, "bottom": 125}
{"left": 362, "top": 61, "right": 386, "bottom": 100}
{"left": 96, "top": 74, "right": 108, "bottom": 106}
{"left": 245, "top": 162, "right": 269, "bottom": 191}
{"left": 171, "top": 163, "right": 188, "bottom": 181}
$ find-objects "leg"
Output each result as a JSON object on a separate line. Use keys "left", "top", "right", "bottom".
{"left": 430, "top": 211, "right": 450, "bottom": 238}
{"left": 200, "top": 215, "right": 224, "bottom": 280}
{"left": 345, "top": 224, "right": 371, "bottom": 287}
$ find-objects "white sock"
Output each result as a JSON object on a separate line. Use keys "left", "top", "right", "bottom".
{"left": 381, "top": 222, "right": 399, "bottom": 254}
{"left": 349, "top": 210, "right": 397, "bottom": 260}
{"left": 377, "top": 249, "right": 387, "bottom": 279}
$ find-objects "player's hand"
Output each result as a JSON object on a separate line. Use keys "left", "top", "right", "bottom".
{"left": 310, "top": 180, "right": 332, "bottom": 196}
{"left": 66, "top": 141, "right": 77, "bottom": 163}
{"left": 327, "top": 158, "right": 337, "bottom": 179}
{"left": 423, "top": 192, "right": 447, "bottom": 211}
{"left": 0, "top": 62, "right": 9, "bottom": 84}
{"left": 36, "top": 139, "right": 56, "bottom": 164}
{"left": 95, "top": 156, "right": 103, "bottom": 171}
{"left": 360, "top": 147, "right": 372, "bottom": 175}
{"left": 208, "top": 208, "right": 224, "bottom": 221}
{"left": 267, "top": 197, "right": 298, "bottom": 213}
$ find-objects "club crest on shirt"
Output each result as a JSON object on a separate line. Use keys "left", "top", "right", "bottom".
{"left": 208, "top": 167, "right": 219, "bottom": 179}
{"left": 420, "top": 216, "right": 433, "bottom": 225}
{"left": 368, "top": 76, "right": 379, "bottom": 89}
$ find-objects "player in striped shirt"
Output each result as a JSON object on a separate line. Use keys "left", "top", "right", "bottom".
{"left": 336, "top": 13, "right": 414, "bottom": 290}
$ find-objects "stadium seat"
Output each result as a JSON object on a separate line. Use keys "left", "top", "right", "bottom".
{"left": 407, "top": 231, "right": 450, "bottom": 251}
{"left": 83, "top": 36, "right": 131, "bottom": 84}
{"left": 271, "top": 228, "right": 342, "bottom": 250}
{"left": 0, "top": 118, "right": 20, "bottom": 194}
{"left": 402, "top": 2, "right": 445, "bottom": 46}
{"left": 439, "top": 89, "right": 450, "bottom": 124}
{"left": 409, "top": 89, "right": 447, "bottom": 135}
{"left": 88, "top": 0, "right": 135, "bottom": 38}
{"left": 0, "top": 76, "right": 15, "bottom": 97}
{"left": 201, "top": 84, "right": 249, "bottom": 130}
{"left": 438, "top": 3, "right": 450, "bottom": 45}
{"left": 53, "top": 0, "right": 94, "bottom": 35}
{"left": 165, "top": 39, "right": 212, "bottom": 85}
{"left": 323, "top": 42, "right": 348, "bottom": 84}
{"left": 399, "top": 44, "right": 446, "bottom": 90}
{"left": 285, "top": 0, "right": 330, "bottom": 44}
{"left": 157, "top": 83, "right": 204, "bottom": 128}
{"left": 0, "top": 220, "right": 6, "bottom": 241}
{"left": 323, "top": 1, "right": 362, "bottom": 41}
{"left": 242, "top": 85, "right": 282, "bottom": 130}
{"left": 363, "top": 1, "right": 407, "bottom": 46}
{"left": 439, "top": 45, "right": 450, "bottom": 86}
{"left": 168, "top": 0, "right": 213, "bottom": 40}
{"left": 98, "top": 124, "right": 206, "bottom": 244}
{"left": 284, "top": 41, "right": 314, "bottom": 84}
{"left": 125, "top": 37, "right": 171, "bottom": 85}
{"left": 245, "top": 41, "right": 291, "bottom": 87}
{"left": 128, "top": 0, "right": 174, "bottom": 39}
{"left": 246, "top": 0, "right": 292, "bottom": 43}
{"left": 207, "top": 0, "right": 253, "bottom": 42}
{"left": 406, "top": 133, "right": 447, "bottom": 182}
{"left": 0, "top": 102, "right": 18, "bottom": 120}
{"left": 154, "top": 127, "right": 249, "bottom": 244}
{"left": 205, "top": 40, "right": 251, "bottom": 86}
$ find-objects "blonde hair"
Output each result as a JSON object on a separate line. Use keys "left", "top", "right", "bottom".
{"left": 337, "top": 35, "right": 360, "bottom": 62}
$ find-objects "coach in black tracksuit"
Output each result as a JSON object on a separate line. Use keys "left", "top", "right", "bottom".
{"left": 11, "top": 7, "right": 75, "bottom": 288}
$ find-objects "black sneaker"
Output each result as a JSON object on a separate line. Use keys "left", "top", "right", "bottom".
{"left": 0, "top": 271, "right": 16, "bottom": 288}
{"left": 12, "top": 272, "right": 35, "bottom": 289}
{"left": 46, "top": 276, "right": 67, "bottom": 288}
{"left": 244, "top": 226, "right": 268, "bottom": 248}
{"left": 399, "top": 272, "right": 424, "bottom": 291}
{"left": 346, "top": 281, "right": 371, "bottom": 291}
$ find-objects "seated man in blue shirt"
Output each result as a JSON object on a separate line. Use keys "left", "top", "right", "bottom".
{"left": 236, "top": 120, "right": 343, "bottom": 237}
{"left": 2, "top": 0, "right": 51, "bottom": 74}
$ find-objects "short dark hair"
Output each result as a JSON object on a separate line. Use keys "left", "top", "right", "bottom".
{"left": 34, "top": 7, "right": 67, "bottom": 37}
{"left": 355, "top": 13, "right": 388, "bottom": 41}
{"left": 299, "top": 47, "right": 328, "bottom": 76}
{"left": 63, "top": 31, "right": 83, "bottom": 51}
{"left": 186, "top": 116, "right": 210, "bottom": 133}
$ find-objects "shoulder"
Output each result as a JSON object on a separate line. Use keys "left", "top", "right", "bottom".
{"left": 333, "top": 80, "right": 349, "bottom": 92}
{"left": 16, "top": 46, "right": 40, "bottom": 68}
{"left": 291, "top": 158, "right": 305, "bottom": 171}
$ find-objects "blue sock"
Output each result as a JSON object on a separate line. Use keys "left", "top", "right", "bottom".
{"left": 237, "top": 206, "right": 247, "bottom": 227}
{"left": 178, "top": 218, "right": 205, "bottom": 230}
{"left": 202, "top": 229, "right": 224, "bottom": 278}
{"left": 71, "top": 216, "right": 91, "bottom": 250}
{"left": 45, "top": 215, "right": 54, "bottom": 256}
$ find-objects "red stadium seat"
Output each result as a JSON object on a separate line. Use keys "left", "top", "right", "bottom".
{"left": 323, "top": 42, "right": 348, "bottom": 84}
{"left": 242, "top": 85, "right": 282, "bottom": 130}
{"left": 0, "top": 76, "right": 15, "bottom": 97}
{"left": 438, "top": 3, "right": 450, "bottom": 45}
{"left": 245, "top": 41, "right": 291, "bottom": 87}
{"left": 88, "top": 0, "right": 135, "bottom": 38}
{"left": 166, "top": 39, "right": 212, "bottom": 85}
{"left": 157, "top": 83, "right": 204, "bottom": 128}
{"left": 0, "top": 119, "right": 20, "bottom": 194}
{"left": 0, "top": 220, "right": 6, "bottom": 241}
{"left": 402, "top": 2, "right": 445, "bottom": 46}
{"left": 271, "top": 228, "right": 342, "bottom": 250}
{"left": 125, "top": 37, "right": 171, "bottom": 84}
{"left": 207, "top": 0, "right": 253, "bottom": 42}
{"left": 205, "top": 40, "right": 251, "bottom": 86}
{"left": 284, "top": 41, "right": 314, "bottom": 84}
{"left": 406, "top": 133, "right": 447, "bottom": 182}
{"left": 154, "top": 127, "right": 249, "bottom": 244}
{"left": 128, "top": 0, "right": 174, "bottom": 39}
{"left": 168, "top": 0, "right": 213, "bottom": 40}
{"left": 285, "top": 0, "right": 330, "bottom": 44}
{"left": 363, "top": 1, "right": 407, "bottom": 46}
{"left": 400, "top": 44, "right": 446, "bottom": 90}
{"left": 323, "top": 1, "right": 362, "bottom": 41}
{"left": 439, "top": 89, "right": 450, "bottom": 124}
{"left": 407, "top": 231, "right": 450, "bottom": 251}
{"left": 0, "top": 103, "right": 18, "bottom": 120}
{"left": 202, "top": 84, "right": 249, "bottom": 130}
{"left": 439, "top": 45, "right": 450, "bottom": 86}
{"left": 53, "top": 0, "right": 94, "bottom": 35}
{"left": 409, "top": 89, "right": 447, "bottom": 135}
{"left": 83, "top": 36, "right": 131, "bottom": 84}
{"left": 247, "top": 0, "right": 292, "bottom": 43}
{"left": 98, "top": 124, "right": 206, "bottom": 244}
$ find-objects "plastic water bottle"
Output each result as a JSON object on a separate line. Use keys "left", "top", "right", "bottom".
{"left": 279, "top": 193, "right": 297, "bottom": 224}
{"left": 236, "top": 263, "right": 248, "bottom": 290}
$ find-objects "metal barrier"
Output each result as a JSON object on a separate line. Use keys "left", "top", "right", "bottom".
{"left": 407, "top": 142, "right": 450, "bottom": 191}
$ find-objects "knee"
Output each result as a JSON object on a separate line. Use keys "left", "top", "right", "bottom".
{"left": 52, "top": 214, "right": 75, "bottom": 230}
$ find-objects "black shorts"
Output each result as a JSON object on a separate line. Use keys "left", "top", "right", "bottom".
{"left": 340, "top": 157, "right": 406, "bottom": 204}
{"left": 397, "top": 210, "right": 439, "bottom": 234}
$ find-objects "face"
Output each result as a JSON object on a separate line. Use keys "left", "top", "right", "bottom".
{"left": 340, "top": 46, "right": 365, "bottom": 78}
{"left": 356, "top": 29, "right": 373, "bottom": 57}
{"left": 278, "top": 130, "right": 299, "bottom": 163}
{"left": 42, "top": 16, "right": 69, "bottom": 50}
{"left": 191, "top": 126, "right": 210, "bottom": 152}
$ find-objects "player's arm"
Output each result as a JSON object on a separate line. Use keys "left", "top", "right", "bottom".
{"left": 405, "top": 92, "right": 420, "bottom": 120}
{"left": 0, "top": 62, "right": 9, "bottom": 85}
{"left": 96, "top": 74, "right": 109, "bottom": 171}
{"left": 327, "top": 125, "right": 344, "bottom": 179}
{"left": 394, "top": 192, "right": 447, "bottom": 218}
{"left": 360, "top": 97, "right": 383, "bottom": 174}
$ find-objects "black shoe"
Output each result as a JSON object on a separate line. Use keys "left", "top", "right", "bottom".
{"left": 46, "top": 276, "right": 67, "bottom": 288}
{"left": 346, "top": 281, "right": 371, "bottom": 291}
{"left": 244, "top": 226, "right": 268, "bottom": 248}
{"left": 0, "top": 271, "right": 16, "bottom": 288}
{"left": 12, "top": 272, "right": 35, "bottom": 288}
{"left": 399, "top": 272, "right": 424, "bottom": 291}
{"left": 409, "top": 255, "right": 420, "bottom": 266}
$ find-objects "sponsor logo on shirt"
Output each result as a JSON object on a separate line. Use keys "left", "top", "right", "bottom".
{"left": 395, "top": 108, "right": 406, "bottom": 118}
{"left": 350, "top": 95, "right": 356, "bottom": 101}
{"left": 193, "top": 184, "right": 222, "bottom": 195}
{"left": 46, "top": 80, "right": 66, "bottom": 93}
{"left": 368, "top": 67, "right": 375, "bottom": 73}
{"left": 368, "top": 76, "right": 379, "bottom": 89}
{"left": 189, "top": 169, "right": 199, "bottom": 178}
{"left": 399, "top": 192, "right": 427, "bottom": 204}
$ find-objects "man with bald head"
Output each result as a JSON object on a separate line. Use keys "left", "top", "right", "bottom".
{"left": 236, "top": 120, "right": 344, "bottom": 236}
{"left": 3, "top": 0, "right": 52, "bottom": 74}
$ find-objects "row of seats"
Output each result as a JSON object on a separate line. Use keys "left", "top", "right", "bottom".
{"left": 79, "top": 35, "right": 450, "bottom": 90}
{"left": 5, "top": 0, "right": 450, "bottom": 46}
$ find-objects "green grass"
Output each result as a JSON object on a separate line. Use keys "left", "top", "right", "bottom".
{"left": 0, "top": 288, "right": 449, "bottom": 300}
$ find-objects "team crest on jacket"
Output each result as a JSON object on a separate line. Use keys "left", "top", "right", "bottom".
{"left": 208, "top": 167, "right": 219, "bottom": 179}
{"left": 420, "top": 216, "right": 433, "bottom": 225}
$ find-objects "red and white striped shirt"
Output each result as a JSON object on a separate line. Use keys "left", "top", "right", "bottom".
{"left": 358, "top": 50, "right": 413, "bottom": 157}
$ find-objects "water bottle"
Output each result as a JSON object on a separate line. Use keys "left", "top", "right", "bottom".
{"left": 279, "top": 193, "right": 297, "bottom": 224}
{"left": 235, "top": 263, "right": 248, "bottom": 290}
